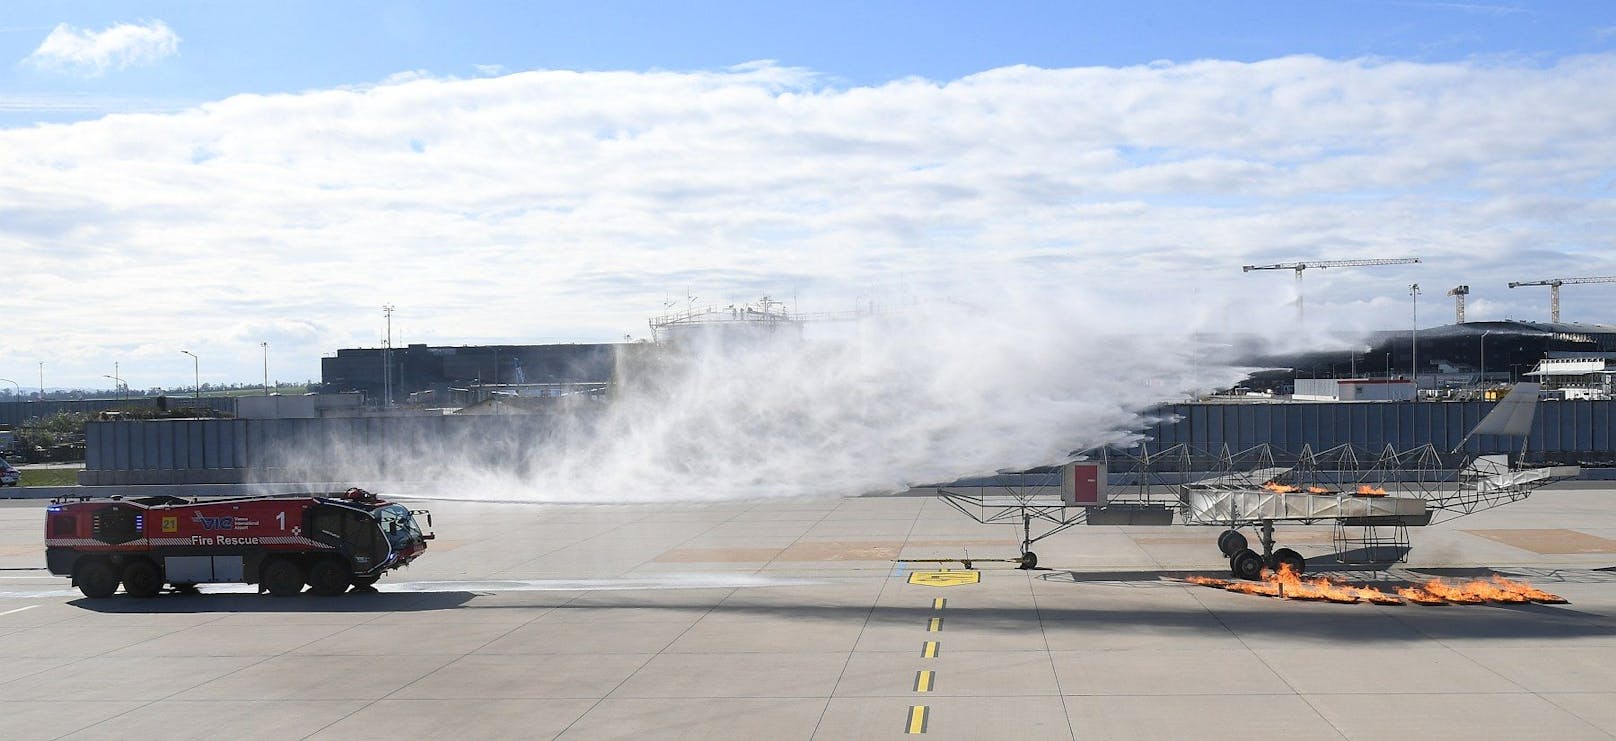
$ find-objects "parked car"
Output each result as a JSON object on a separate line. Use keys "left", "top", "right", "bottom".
{"left": 0, "top": 461, "right": 18, "bottom": 486}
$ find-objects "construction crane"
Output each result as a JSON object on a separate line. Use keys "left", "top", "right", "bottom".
{"left": 1242, "top": 257, "right": 1421, "bottom": 325}
{"left": 1506, "top": 276, "right": 1616, "bottom": 323}
{"left": 1447, "top": 285, "right": 1469, "bottom": 324}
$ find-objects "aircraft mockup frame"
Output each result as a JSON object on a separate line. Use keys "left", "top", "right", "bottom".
{"left": 935, "top": 383, "right": 1579, "bottom": 578}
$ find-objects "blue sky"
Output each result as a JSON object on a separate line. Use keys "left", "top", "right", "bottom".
{"left": 3, "top": 2, "right": 1616, "bottom": 391}
{"left": 5, "top": 2, "right": 1614, "bottom": 125}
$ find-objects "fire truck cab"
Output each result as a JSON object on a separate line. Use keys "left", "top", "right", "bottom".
{"left": 45, "top": 488, "right": 432, "bottom": 598}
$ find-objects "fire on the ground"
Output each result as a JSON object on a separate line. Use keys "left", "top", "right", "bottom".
{"left": 1184, "top": 567, "right": 1565, "bottom": 606}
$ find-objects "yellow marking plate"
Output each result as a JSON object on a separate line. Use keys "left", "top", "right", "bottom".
{"left": 921, "top": 641, "right": 939, "bottom": 658}
{"left": 907, "top": 705, "right": 929, "bottom": 734}
{"left": 932, "top": 597, "right": 946, "bottom": 610}
{"left": 927, "top": 616, "right": 943, "bottom": 632}
{"left": 914, "top": 670, "right": 934, "bottom": 693}
{"left": 908, "top": 570, "right": 980, "bottom": 587}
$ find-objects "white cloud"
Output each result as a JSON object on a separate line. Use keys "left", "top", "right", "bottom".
{"left": 23, "top": 20, "right": 180, "bottom": 76}
{"left": 3, "top": 56, "right": 1616, "bottom": 391}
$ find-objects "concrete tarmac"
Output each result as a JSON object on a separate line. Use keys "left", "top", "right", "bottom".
{"left": 2, "top": 487, "right": 1616, "bottom": 740}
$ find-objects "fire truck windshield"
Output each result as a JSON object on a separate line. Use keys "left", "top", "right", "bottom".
{"left": 376, "top": 504, "right": 422, "bottom": 549}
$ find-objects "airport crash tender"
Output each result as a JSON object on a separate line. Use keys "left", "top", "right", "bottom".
{"left": 45, "top": 488, "right": 432, "bottom": 598}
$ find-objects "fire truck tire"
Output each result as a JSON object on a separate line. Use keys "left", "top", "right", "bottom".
{"left": 1217, "top": 529, "right": 1247, "bottom": 557}
{"left": 1229, "top": 549, "right": 1265, "bottom": 581}
{"left": 76, "top": 559, "right": 120, "bottom": 599}
{"left": 1271, "top": 548, "right": 1305, "bottom": 575}
{"left": 121, "top": 560, "right": 163, "bottom": 598}
{"left": 307, "top": 559, "right": 352, "bottom": 596}
{"left": 261, "top": 559, "right": 305, "bottom": 596}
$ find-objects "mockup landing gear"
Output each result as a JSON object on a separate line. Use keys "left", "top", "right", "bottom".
{"left": 1018, "top": 512, "right": 1039, "bottom": 570}
{"left": 1217, "top": 521, "right": 1305, "bottom": 580}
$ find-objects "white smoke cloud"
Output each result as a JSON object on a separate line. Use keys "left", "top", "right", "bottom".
{"left": 279, "top": 289, "right": 1248, "bottom": 502}
{"left": 23, "top": 20, "right": 180, "bottom": 76}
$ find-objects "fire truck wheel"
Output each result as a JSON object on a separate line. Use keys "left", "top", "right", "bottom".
{"left": 1229, "top": 548, "right": 1265, "bottom": 581}
{"left": 76, "top": 560, "right": 119, "bottom": 599}
{"left": 1271, "top": 548, "right": 1305, "bottom": 575}
{"left": 261, "top": 559, "right": 305, "bottom": 597}
{"left": 1217, "top": 529, "right": 1247, "bottom": 557}
{"left": 121, "top": 560, "right": 163, "bottom": 598}
{"left": 351, "top": 576, "right": 380, "bottom": 590}
{"left": 307, "top": 559, "right": 352, "bottom": 597}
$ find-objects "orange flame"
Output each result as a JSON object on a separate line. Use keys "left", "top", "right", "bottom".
{"left": 1420, "top": 579, "right": 1487, "bottom": 604}
{"left": 1225, "top": 580, "right": 1279, "bottom": 597}
{"left": 1401, "top": 576, "right": 1564, "bottom": 605}
{"left": 1268, "top": 563, "right": 1362, "bottom": 603}
{"left": 1262, "top": 481, "right": 1300, "bottom": 493}
{"left": 1306, "top": 486, "right": 1332, "bottom": 494}
{"left": 1489, "top": 575, "right": 1567, "bottom": 604}
{"left": 1187, "top": 569, "right": 1566, "bottom": 607}
{"left": 1355, "top": 484, "right": 1387, "bottom": 496}
{"left": 1395, "top": 586, "right": 1449, "bottom": 605}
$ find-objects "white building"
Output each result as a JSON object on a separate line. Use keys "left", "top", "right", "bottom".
{"left": 1293, "top": 378, "right": 1416, "bottom": 402}
{"left": 1524, "top": 356, "right": 1616, "bottom": 400}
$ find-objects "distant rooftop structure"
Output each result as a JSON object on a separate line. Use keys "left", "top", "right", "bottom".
{"left": 647, "top": 295, "right": 879, "bottom": 345}
{"left": 649, "top": 296, "right": 800, "bottom": 344}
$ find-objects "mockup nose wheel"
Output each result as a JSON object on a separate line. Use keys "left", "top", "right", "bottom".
{"left": 1271, "top": 548, "right": 1305, "bottom": 575}
{"left": 1217, "top": 529, "right": 1248, "bottom": 557}
{"left": 1019, "top": 552, "right": 1039, "bottom": 569}
{"left": 1229, "top": 549, "right": 1265, "bottom": 581}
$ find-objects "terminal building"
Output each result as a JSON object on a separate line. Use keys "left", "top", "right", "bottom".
{"left": 319, "top": 343, "right": 621, "bottom": 406}
{"left": 1241, "top": 319, "right": 1616, "bottom": 396}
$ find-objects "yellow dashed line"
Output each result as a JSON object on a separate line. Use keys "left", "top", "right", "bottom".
{"left": 932, "top": 597, "right": 946, "bottom": 610}
{"left": 914, "top": 670, "right": 934, "bottom": 693}
{"left": 927, "top": 616, "right": 942, "bottom": 632}
{"left": 906, "top": 705, "right": 929, "bottom": 734}
{"left": 921, "top": 640, "right": 939, "bottom": 658}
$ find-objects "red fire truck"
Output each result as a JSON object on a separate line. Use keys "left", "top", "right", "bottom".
{"left": 45, "top": 488, "right": 432, "bottom": 598}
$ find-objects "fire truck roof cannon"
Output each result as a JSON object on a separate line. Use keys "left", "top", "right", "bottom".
{"left": 45, "top": 489, "right": 433, "bottom": 599}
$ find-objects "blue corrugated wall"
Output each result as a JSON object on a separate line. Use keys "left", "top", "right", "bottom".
{"left": 78, "top": 399, "right": 1616, "bottom": 484}
{"left": 1144, "top": 400, "right": 1615, "bottom": 460}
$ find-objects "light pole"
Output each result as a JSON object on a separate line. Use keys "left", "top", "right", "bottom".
{"left": 260, "top": 342, "right": 269, "bottom": 396}
{"left": 1479, "top": 330, "right": 1492, "bottom": 389}
{"left": 383, "top": 304, "right": 394, "bottom": 408}
{"left": 102, "top": 369, "right": 127, "bottom": 402}
{"left": 1409, "top": 283, "right": 1420, "bottom": 393}
{"left": 38, "top": 362, "right": 43, "bottom": 400}
{"left": 180, "top": 350, "right": 200, "bottom": 399}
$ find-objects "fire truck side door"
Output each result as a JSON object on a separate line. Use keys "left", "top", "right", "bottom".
{"left": 307, "top": 504, "right": 389, "bottom": 570}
